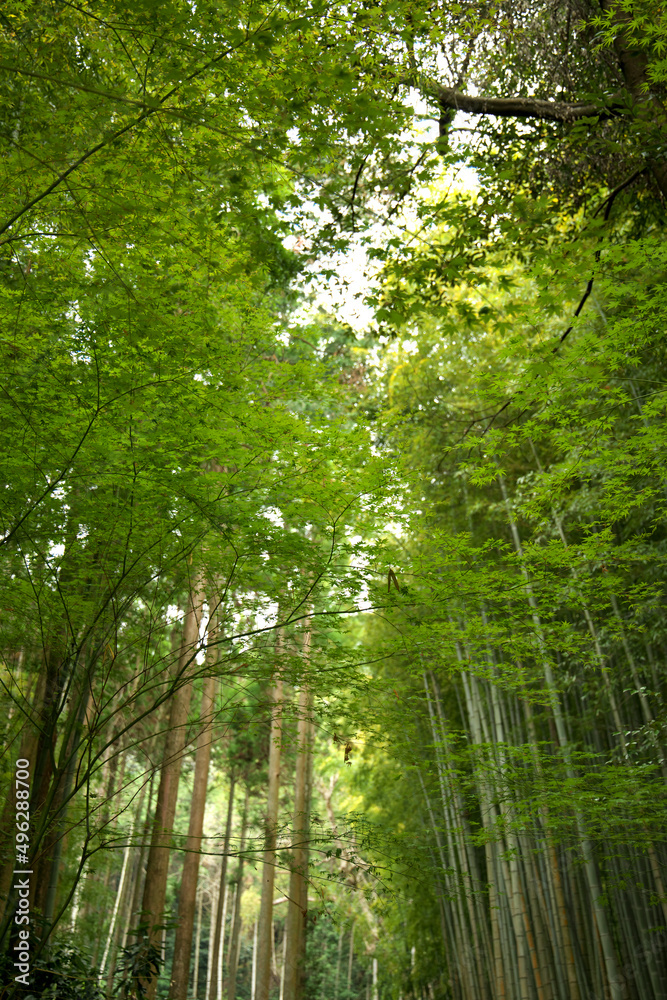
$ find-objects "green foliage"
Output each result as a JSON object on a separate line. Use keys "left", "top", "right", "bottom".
{"left": 10, "top": 942, "right": 105, "bottom": 999}
{"left": 2, "top": 1, "right": 667, "bottom": 997}
{"left": 114, "top": 927, "right": 162, "bottom": 999}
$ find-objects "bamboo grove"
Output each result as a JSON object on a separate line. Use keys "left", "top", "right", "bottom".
{"left": 1, "top": 1, "right": 667, "bottom": 999}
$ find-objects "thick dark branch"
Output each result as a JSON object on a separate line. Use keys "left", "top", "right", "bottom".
{"left": 423, "top": 80, "right": 623, "bottom": 124}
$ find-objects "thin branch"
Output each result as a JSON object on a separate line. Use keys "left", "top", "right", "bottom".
{"left": 0, "top": 26, "right": 252, "bottom": 242}
{"left": 594, "top": 167, "right": 646, "bottom": 220}
{"left": 349, "top": 154, "right": 369, "bottom": 231}
{"left": 556, "top": 167, "right": 645, "bottom": 349}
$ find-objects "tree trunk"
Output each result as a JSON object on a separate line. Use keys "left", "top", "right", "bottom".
{"left": 222, "top": 882, "right": 234, "bottom": 1000}
{"left": 123, "top": 771, "right": 156, "bottom": 951}
{"left": 193, "top": 884, "right": 204, "bottom": 998}
{"left": 226, "top": 786, "right": 250, "bottom": 1000}
{"left": 251, "top": 918, "right": 258, "bottom": 1000}
{"left": 168, "top": 666, "right": 216, "bottom": 999}
{"left": 135, "top": 576, "right": 204, "bottom": 999}
{"left": 255, "top": 670, "right": 284, "bottom": 1000}
{"left": 208, "top": 773, "right": 236, "bottom": 1000}
{"left": 102, "top": 784, "right": 145, "bottom": 994}
{"left": 335, "top": 924, "right": 344, "bottom": 1000}
{"left": 206, "top": 881, "right": 220, "bottom": 1000}
{"left": 283, "top": 645, "right": 313, "bottom": 1000}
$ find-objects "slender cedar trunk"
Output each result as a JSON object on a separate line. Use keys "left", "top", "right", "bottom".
{"left": 498, "top": 472, "right": 624, "bottom": 1000}
{"left": 102, "top": 843, "right": 135, "bottom": 983}
{"left": 102, "top": 781, "right": 146, "bottom": 994}
{"left": 168, "top": 668, "right": 216, "bottom": 998}
{"left": 88, "top": 722, "right": 129, "bottom": 937}
{"left": 193, "top": 884, "right": 204, "bottom": 998}
{"left": 347, "top": 922, "right": 354, "bottom": 996}
{"left": 299, "top": 709, "right": 313, "bottom": 982}
{"left": 251, "top": 918, "right": 258, "bottom": 1000}
{"left": 279, "top": 924, "right": 287, "bottom": 1000}
{"left": 116, "top": 797, "right": 154, "bottom": 963}
{"left": 271, "top": 917, "right": 278, "bottom": 981}
{"left": 208, "top": 773, "right": 236, "bottom": 1000}
{"left": 283, "top": 634, "right": 313, "bottom": 1000}
{"left": 89, "top": 744, "right": 129, "bottom": 969}
{"left": 335, "top": 924, "right": 344, "bottom": 1000}
{"left": 226, "top": 786, "right": 250, "bottom": 1000}
{"left": 256, "top": 670, "right": 284, "bottom": 1000}
{"left": 124, "top": 771, "right": 156, "bottom": 950}
{"left": 206, "top": 881, "right": 220, "bottom": 1000}
{"left": 222, "top": 882, "right": 234, "bottom": 999}
{"left": 136, "top": 576, "right": 204, "bottom": 999}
